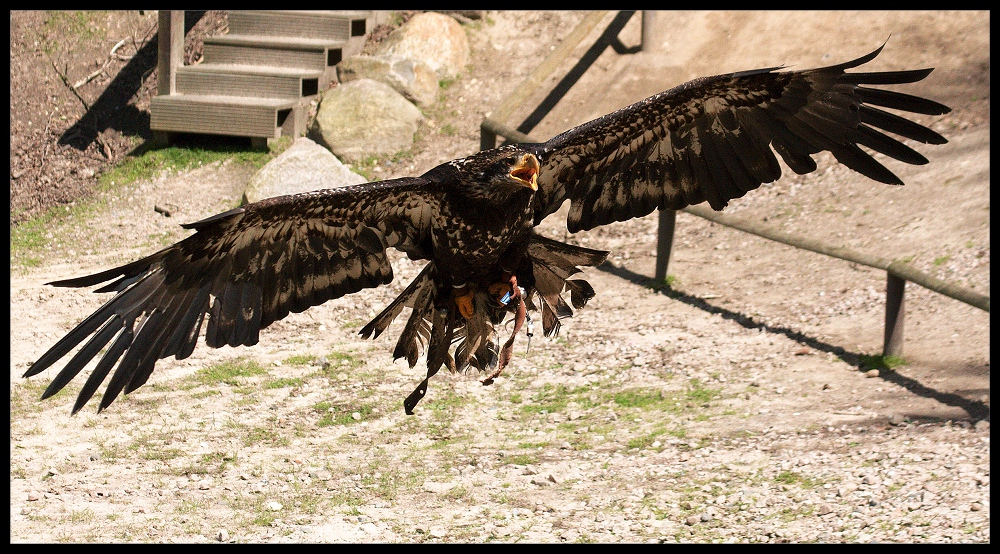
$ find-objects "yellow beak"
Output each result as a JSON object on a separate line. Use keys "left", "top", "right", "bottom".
{"left": 510, "top": 154, "right": 539, "bottom": 191}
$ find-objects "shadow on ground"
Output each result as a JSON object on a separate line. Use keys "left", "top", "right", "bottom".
{"left": 58, "top": 11, "right": 208, "bottom": 152}
{"left": 598, "top": 261, "right": 991, "bottom": 422}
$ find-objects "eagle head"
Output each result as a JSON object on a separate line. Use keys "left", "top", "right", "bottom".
{"left": 459, "top": 145, "right": 539, "bottom": 192}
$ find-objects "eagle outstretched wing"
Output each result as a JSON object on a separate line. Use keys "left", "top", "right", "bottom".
{"left": 528, "top": 44, "right": 952, "bottom": 232}
{"left": 23, "top": 178, "right": 441, "bottom": 414}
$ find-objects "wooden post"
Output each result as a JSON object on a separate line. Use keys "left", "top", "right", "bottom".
{"left": 883, "top": 273, "right": 906, "bottom": 357}
{"left": 640, "top": 11, "right": 658, "bottom": 52}
{"left": 654, "top": 209, "right": 676, "bottom": 283}
{"left": 157, "top": 10, "right": 185, "bottom": 96}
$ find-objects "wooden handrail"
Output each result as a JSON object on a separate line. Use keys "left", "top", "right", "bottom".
{"left": 680, "top": 204, "right": 989, "bottom": 314}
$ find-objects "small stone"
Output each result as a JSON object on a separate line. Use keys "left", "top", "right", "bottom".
{"left": 974, "top": 420, "right": 989, "bottom": 431}
{"left": 700, "top": 512, "right": 713, "bottom": 522}
{"left": 888, "top": 413, "right": 906, "bottom": 425}
{"left": 352, "top": 412, "right": 362, "bottom": 421}
{"left": 866, "top": 369, "right": 880, "bottom": 378}
{"left": 970, "top": 502, "right": 983, "bottom": 512}
{"left": 216, "top": 529, "right": 229, "bottom": 542}
{"left": 27, "top": 492, "right": 40, "bottom": 501}
{"left": 685, "top": 515, "right": 700, "bottom": 526}
{"left": 267, "top": 501, "right": 283, "bottom": 511}
{"left": 818, "top": 503, "right": 834, "bottom": 516}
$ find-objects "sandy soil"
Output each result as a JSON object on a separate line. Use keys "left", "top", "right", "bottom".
{"left": 10, "top": 11, "right": 989, "bottom": 543}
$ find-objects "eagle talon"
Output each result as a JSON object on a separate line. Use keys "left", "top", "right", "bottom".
{"left": 488, "top": 282, "right": 513, "bottom": 305}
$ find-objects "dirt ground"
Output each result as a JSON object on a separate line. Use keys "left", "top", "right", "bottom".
{"left": 10, "top": 11, "right": 989, "bottom": 543}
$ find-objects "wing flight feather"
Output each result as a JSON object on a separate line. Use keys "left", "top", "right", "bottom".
{"left": 529, "top": 43, "right": 950, "bottom": 232}
{"left": 24, "top": 178, "right": 442, "bottom": 413}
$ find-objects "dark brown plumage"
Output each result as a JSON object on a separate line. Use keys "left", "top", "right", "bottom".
{"left": 24, "top": 43, "right": 951, "bottom": 414}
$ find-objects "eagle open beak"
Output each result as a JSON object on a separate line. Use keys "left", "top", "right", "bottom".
{"left": 510, "top": 154, "right": 539, "bottom": 191}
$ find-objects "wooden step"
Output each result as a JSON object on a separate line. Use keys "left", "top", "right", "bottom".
{"left": 150, "top": 94, "right": 302, "bottom": 139}
{"left": 228, "top": 10, "right": 371, "bottom": 41}
{"left": 202, "top": 35, "right": 346, "bottom": 71}
{"left": 175, "top": 64, "right": 323, "bottom": 99}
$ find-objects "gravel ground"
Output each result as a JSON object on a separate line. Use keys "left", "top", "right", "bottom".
{"left": 10, "top": 11, "right": 989, "bottom": 543}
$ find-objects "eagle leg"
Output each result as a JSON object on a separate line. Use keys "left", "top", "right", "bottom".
{"left": 450, "top": 282, "right": 475, "bottom": 319}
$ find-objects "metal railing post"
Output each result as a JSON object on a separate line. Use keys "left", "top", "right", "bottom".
{"left": 884, "top": 273, "right": 906, "bottom": 357}
{"left": 654, "top": 209, "right": 676, "bottom": 282}
{"left": 480, "top": 124, "right": 497, "bottom": 151}
{"left": 641, "top": 11, "right": 658, "bottom": 52}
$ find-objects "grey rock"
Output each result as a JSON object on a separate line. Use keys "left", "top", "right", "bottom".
{"left": 338, "top": 54, "right": 439, "bottom": 107}
{"left": 374, "top": 12, "right": 469, "bottom": 79}
{"left": 243, "top": 138, "right": 366, "bottom": 204}
{"left": 310, "top": 79, "right": 424, "bottom": 163}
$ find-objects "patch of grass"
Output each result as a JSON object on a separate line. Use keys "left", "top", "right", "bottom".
{"left": 12, "top": 137, "right": 277, "bottom": 272}
{"left": 425, "top": 388, "right": 468, "bottom": 418}
{"left": 69, "top": 508, "right": 97, "bottom": 524}
{"left": 318, "top": 350, "right": 364, "bottom": 378}
{"left": 98, "top": 143, "right": 272, "bottom": 191}
{"left": 505, "top": 453, "right": 538, "bottom": 466}
{"left": 686, "top": 379, "right": 720, "bottom": 404}
{"left": 244, "top": 425, "right": 290, "bottom": 447}
{"left": 38, "top": 11, "right": 107, "bottom": 54}
{"left": 173, "top": 451, "right": 235, "bottom": 476}
{"left": 283, "top": 354, "right": 316, "bottom": 366}
{"left": 647, "top": 275, "right": 678, "bottom": 292}
{"left": 627, "top": 429, "right": 665, "bottom": 450}
{"left": 314, "top": 401, "right": 374, "bottom": 427}
{"left": 518, "top": 383, "right": 579, "bottom": 415}
{"left": 444, "top": 485, "right": 471, "bottom": 501}
{"left": 932, "top": 255, "right": 951, "bottom": 266}
{"left": 192, "top": 358, "right": 269, "bottom": 387}
{"left": 266, "top": 377, "right": 304, "bottom": 389}
{"left": 859, "top": 354, "right": 907, "bottom": 372}
{"left": 614, "top": 389, "right": 667, "bottom": 409}
{"left": 775, "top": 470, "right": 821, "bottom": 488}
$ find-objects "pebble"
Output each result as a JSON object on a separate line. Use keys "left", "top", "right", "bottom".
{"left": 216, "top": 529, "right": 229, "bottom": 542}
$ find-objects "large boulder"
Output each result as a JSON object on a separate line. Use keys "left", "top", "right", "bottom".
{"left": 309, "top": 79, "right": 424, "bottom": 163}
{"left": 374, "top": 11, "right": 469, "bottom": 80}
{"left": 242, "top": 137, "right": 367, "bottom": 205}
{"left": 337, "top": 54, "right": 439, "bottom": 108}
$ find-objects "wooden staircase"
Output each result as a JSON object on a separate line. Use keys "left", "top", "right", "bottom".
{"left": 151, "top": 10, "right": 380, "bottom": 148}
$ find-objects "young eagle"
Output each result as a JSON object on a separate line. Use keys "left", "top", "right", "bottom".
{"left": 24, "top": 44, "right": 951, "bottom": 414}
